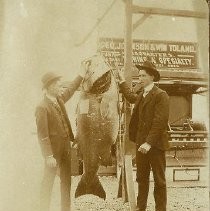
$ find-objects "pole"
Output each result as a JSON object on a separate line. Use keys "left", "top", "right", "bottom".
{"left": 124, "top": 0, "right": 133, "bottom": 148}
{"left": 124, "top": 1, "right": 137, "bottom": 209}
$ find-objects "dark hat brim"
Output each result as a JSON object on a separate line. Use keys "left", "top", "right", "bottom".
{"left": 42, "top": 76, "right": 61, "bottom": 89}
{"left": 136, "top": 64, "right": 160, "bottom": 82}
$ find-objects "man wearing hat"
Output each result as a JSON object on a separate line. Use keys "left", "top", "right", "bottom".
{"left": 35, "top": 64, "right": 87, "bottom": 211}
{"left": 118, "top": 61, "right": 169, "bottom": 211}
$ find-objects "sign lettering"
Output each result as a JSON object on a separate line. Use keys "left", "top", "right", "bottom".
{"left": 98, "top": 38, "right": 198, "bottom": 70}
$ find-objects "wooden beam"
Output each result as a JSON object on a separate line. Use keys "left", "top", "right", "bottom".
{"left": 124, "top": 0, "right": 133, "bottom": 203}
{"left": 125, "top": 0, "right": 133, "bottom": 84}
{"left": 132, "top": 5, "right": 207, "bottom": 19}
{"left": 133, "top": 14, "right": 150, "bottom": 31}
{"left": 124, "top": 0, "right": 133, "bottom": 145}
{"left": 117, "top": 168, "right": 128, "bottom": 202}
{"left": 125, "top": 155, "right": 136, "bottom": 211}
{"left": 75, "top": 0, "right": 116, "bottom": 46}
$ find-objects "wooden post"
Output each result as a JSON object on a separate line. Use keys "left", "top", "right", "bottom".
{"left": 125, "top": 0, "right": 133, "bottom": 84}
{"left": 124, "top": 1, "right": 138, "bottom": 209}
{"left": 125, "top": 155, "right": 136, "bottom": 211}
{"left": 117, "top": 156, "right": 136, "bottom": 209}
{"left": 124, "top": 0, "right": 133, "bottom": 154}
{"left": 117, "top": 0, "right": 133, "bottom": 202}
{"left": 119, "top": 1, "right": 137, "bottom": 210}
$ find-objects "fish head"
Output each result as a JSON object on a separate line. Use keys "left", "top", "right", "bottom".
{"left": 81, "top": 54, "right": 112, "bottom": 94}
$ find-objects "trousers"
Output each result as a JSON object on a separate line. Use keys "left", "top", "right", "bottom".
{"left": 136, "top": 147, "right": 167, "bottom": 211}
{"left": 40, "top": 150, "right": 71, "bottom": 211}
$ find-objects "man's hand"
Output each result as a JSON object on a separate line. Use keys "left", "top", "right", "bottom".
{"left": 117, "top": 68, "right": 126, "bottom": 84}
{"left": 138, "top": 143, "right": 151, "bottom": 154}
{"left": 46, "top": 155, "right": 57, "bottom": 168}
{"left": 79, "top": 59, "right": 90, "bottom": 78}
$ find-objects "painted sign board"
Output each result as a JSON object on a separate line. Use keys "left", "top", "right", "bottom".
{"left": 98, "top": 37, "right": 198, "bottom": 70}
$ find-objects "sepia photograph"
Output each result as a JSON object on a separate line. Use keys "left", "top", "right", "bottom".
{"left": 0, "top": 0, "right": 209, "bottom": 211}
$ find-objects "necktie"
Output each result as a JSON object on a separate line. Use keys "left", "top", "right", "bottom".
{"left": 52, "top": 99, "right": 61, "bottom": 111}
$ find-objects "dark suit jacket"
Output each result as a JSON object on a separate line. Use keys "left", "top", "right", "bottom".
{"left": 35, "top": 76, "right": 82, "bottom": 158}
{"left": 120, "top": 82, "right": 170, "bottom": 151}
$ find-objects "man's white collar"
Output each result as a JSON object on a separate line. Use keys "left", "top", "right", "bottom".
{"left": 144, "top": 83, "right": 154, "bottom": 93}
{"left": 46, "top": 93, "right": 57, "bottom": 103}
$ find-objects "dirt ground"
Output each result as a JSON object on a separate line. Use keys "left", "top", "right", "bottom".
{"left": 48, "top": 176, "right": 209, "bottom": 211}
{"left": 0, "top": 133, "right": 208, "bottom": 211}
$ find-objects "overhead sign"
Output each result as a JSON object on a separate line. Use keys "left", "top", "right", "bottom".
{"left": 98, "top": 38, "right": 198, "bottom": 70}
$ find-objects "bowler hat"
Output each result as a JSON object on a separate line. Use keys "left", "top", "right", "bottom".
{"left": 41, "top": 72, "right": 61, "bottom": 89}
{"left": 136, "top": 61, "right": 160, "bottom": 82}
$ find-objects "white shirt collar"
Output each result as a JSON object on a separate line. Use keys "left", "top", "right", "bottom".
{"left": 144, "top": 82, "right": 154, "bottom": 93}
{"left": 45, "top": 93, "right": 58, "bottom": 104}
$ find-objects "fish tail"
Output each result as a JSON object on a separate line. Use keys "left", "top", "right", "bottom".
{"left": 75, "top": 174, "right": 106, "bottom": 200}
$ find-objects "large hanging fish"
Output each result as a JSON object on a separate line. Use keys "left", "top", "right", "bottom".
{"left": 75, "top": 54, "right": 119, "bottom": 199}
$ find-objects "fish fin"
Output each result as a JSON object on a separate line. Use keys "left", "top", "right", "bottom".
{"left": 75, "top": 175, "right": 106, "bottom": 200}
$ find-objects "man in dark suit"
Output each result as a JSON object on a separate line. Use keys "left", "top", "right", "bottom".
{"left": 35, "top": 65, "right": 86, "bottom": 211}
{"left": 118, "top": 61, "right": 169, "bottom": 211}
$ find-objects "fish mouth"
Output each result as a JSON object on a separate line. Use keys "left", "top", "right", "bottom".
{"left": 88, "top": 71, "right": 111, "bottom": 94}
